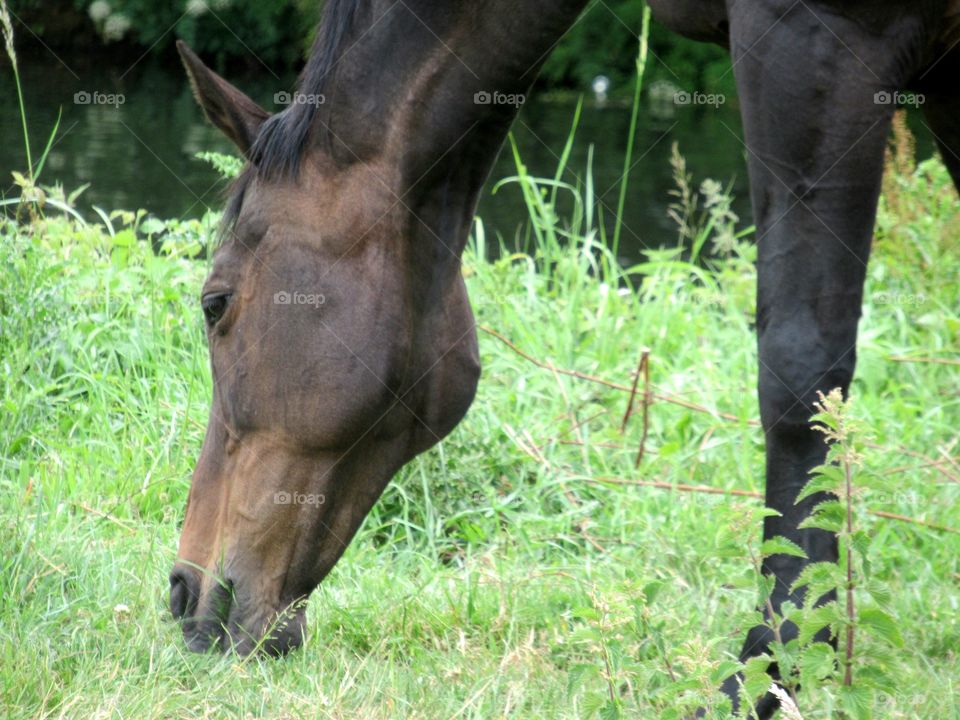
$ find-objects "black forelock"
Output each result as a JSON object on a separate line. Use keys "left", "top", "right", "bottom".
{"left": 221, "top": 0, "right": 361, "bottom": 232}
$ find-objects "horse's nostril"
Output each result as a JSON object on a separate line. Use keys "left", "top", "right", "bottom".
{"left": 169, "top": 568, "right": 198, "bottom": 620}
{"left": 175, "top": 571, "right": 232, "bottom": 653}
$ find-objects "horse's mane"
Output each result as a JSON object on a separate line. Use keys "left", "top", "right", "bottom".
{"left": 222, "top": 0, "right": 360, "bottom": 229}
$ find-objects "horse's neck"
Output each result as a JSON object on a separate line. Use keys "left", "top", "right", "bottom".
{"left": 315, "top": 0, "right": 590, "bottom": 253}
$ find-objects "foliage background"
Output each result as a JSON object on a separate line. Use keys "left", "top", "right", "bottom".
{"left": 8, "top": 0, "right": 734, "bottom": 94}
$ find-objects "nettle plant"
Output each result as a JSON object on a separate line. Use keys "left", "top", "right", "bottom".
{"left": 567, "top": 580, "right": 737, "bottom": 720}
{"left": 739, "top": 388, "right": 904, "bottom": 719}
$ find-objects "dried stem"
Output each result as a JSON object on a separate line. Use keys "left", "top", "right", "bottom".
{"left": 480, "top": 325, "right": 960, "bottom": 536}
{"left": 479, "top": 325, "right": 754, "bottom": 425}
{"left": 621, "top": 349, "right": 647, "bottom": 431}
{"left": 887, "top": 355, "right": 960, "bottom": 366}
{"left": 581, "top": 477, "right": 959, "bottom": 534}
{"left": 635, "top": 351, "right": 651, "bottom": 468}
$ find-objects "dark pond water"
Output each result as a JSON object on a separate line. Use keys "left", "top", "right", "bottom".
{"left": 0, "top": 50, "right": 936, "bottom": 263}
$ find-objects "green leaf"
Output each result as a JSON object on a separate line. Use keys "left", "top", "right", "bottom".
{"left": 778, "top": 600, "right": 800, "bottom": 622}
{"left": 855, "top": 664, "right": 894, "bottom": 691}
{"left": 140, "top": 218, "right": 166, "bottom": 236}
{"left": 858, "top": 607, "right": 904, "bottom": 647}
{"left": 572, "top": 606, "right": 600, "bottom": 622}
{"left": 791, "top": 562, "right": 842, "bottom": 601}
{"left": 642, "top": 580, "right": 664, "bottom": 604}
{"left": 799, "top": 641, "right": 836, "bottom": 685}
{"left": 798, "top": 499, "right": 845, "bottom": 533}
{"left": 728, "top": 567, "right": 757, "bottom": 588}
{"left": 850, "top": 529, "right": 872, "bottom": 556}
{"left": 111, "top": 230, "right": 136, "bottom": 248}
{"left": 580, "top": 692, "right": 606, "bottom": 717}
{"left": 569, "top": 626, "right": 601, "bottom": 644}
{"left": 809, "top": 410, "right": 836, "bottom": 430}
{"left": 709, "top": 659, "right": 742, "bottom": 685}
{"left": 662, "top": 677, "right": 701, "bottom": 694}
{"left": 838, "top": 683, "right": 873, "bottom": 720}
{"left": 797, "top": 465, "right": 843, "bottom": 503}
{"left": 742, "top": 655, "right": 771, "bottom": 676}
{"left": 798, "top": 602, "right": 840, "bottom": 646}
{"left": 714, "top": 543, "right": 748, "bottom": 559}
{"left": 756, "top": 573, "right": 776, "bottom": 604}
{"left": 740, "top": 655, "right": 773, "bottom": 706}
{"left": 761, "top": 536, "right": 808, "bottom": 560}
{"left": 194, "top": 151, "right": 244, "bottom": 179}
{"left": 566, "top": 662, "right": 598, "bottom": 693}
{"left": 865, "top": 579, "right": 893, "bottom": 610}
{"left": 770, "top": 638, "right": 799, "bottom": 679}
{"left": 600, "top": 701, "right": 622, "bottom": 720}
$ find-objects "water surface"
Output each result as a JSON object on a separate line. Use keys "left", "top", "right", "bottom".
{"left": 0, "top": 50, "right": 935, "bottom": 262}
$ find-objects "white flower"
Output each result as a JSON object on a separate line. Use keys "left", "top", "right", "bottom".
{"left": 103, "top": 14, "right": 131, "bottom": 41}
{"left": 186, "top": 0, "right": 209, "bottom": 17}
{"left": 88, "top": 1, "right": 111, "bottom": 23}
{"left": 113, "top": 603, "right": 131, "bottom": 619}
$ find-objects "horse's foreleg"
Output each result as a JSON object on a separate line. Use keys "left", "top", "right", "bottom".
{"left": 716, "top": 3, "right": 923, "bottom": 716}
{"left": 918, "top": 51, "right": 960, "bottom": 191}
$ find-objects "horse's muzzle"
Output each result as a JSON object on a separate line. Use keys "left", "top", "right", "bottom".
{"left": 169, "top": 564, "right": 305, "bottom": 656}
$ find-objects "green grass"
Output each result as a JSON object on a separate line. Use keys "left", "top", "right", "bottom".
{"left": 1, "top": 138, "right": 958, "bottom": 718}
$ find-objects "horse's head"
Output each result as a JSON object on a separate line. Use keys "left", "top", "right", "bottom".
{"left": 169, "top": 0, "right": 588, "bottom": 654}
{"left": 169, "top": 40, "right": 481, "bottom": 654}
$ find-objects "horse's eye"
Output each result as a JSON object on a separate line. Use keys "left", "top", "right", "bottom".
{"left": 201, "top": 293, "right": 232, "bottom": 326}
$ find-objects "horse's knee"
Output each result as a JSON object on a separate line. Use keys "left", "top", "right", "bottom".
{"left": 757, "top": 316, "right": 856, "bottom": 433}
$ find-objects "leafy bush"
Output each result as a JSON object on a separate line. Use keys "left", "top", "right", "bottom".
{"left": 9, "top": 0, "right": 733, "bottom": 93}
{"left": 9, "top": 0, "right": 320, "bottom": 66}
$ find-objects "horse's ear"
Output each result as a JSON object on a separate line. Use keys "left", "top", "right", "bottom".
{"left": 176, "top": 40, "right": 269, "bottom": 157}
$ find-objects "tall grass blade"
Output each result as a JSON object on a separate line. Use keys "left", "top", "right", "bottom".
{"left": 93, "top": 206, "right": 116, "bottom": 235}
{"left": 0, "top": 0, "right": 33, "bottom": 179}
{"left": 611, "top": 3, "right": 652, "bottom": 259}
{"left": 33, "top": 107, "right": 62, "bottom": 181}
{"left": 550, "top": 96, "right": 583, "bottom": 210}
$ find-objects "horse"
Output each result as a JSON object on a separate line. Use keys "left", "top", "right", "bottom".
{"left": 171, "top": 1, "right": 960, "bottom": 715}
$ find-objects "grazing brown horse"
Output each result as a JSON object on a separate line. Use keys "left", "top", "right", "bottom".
{"left": 172, "top": 1, "right": 960, "bottom": 715}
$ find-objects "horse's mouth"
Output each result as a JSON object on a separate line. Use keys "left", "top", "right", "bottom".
{"left": 171, "top": 568, "right": 305, "bottom": 655}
